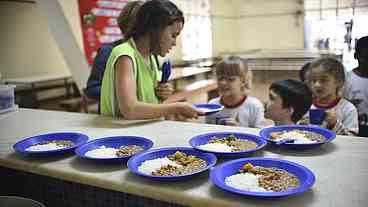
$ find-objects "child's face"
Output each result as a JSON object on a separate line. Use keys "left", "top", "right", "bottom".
{"left": 158, "top": 21, "right": 183, "bottom": 57}
{"left": 265, "top": 89, "right": 291, "bottom": 122}
{"left": 217, "top": 74, "right": 246, "bottom": 97}
{"left": 309, "top": 67, "right": 339, "bottom": 100}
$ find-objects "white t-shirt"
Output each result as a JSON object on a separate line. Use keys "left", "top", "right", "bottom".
{"left": 306, "top": 98, "right": 359, "bottom": 135}
{"left": 206, "top": 96, "right": 265, "bottom": 128}
{"left": 343, "top": 70, "right": 368, "bottom": 126}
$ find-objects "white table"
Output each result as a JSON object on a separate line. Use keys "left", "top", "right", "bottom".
{"left": 1, "top": 108, "right": 368, "bottom": 207}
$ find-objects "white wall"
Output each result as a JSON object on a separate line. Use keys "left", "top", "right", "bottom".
{"left": 0, "top": 0, "right": 85, "bottom": 80}
{"left": 235, "top": 0, "right": 304, "bottom": 51}
{"left": 0, "top": 1, "right": 70, "bottom": 79}
{"left": 211, "top": 0, "right": 305, "bottom": 55}
{"left": 210, "top": 0, "right": 239, "bottom": 55}
{"left": 0, "top": 0, "right": 305, "bottom": 80}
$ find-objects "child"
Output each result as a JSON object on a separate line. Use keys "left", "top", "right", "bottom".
{"left": 85, "top": 1, "right": 143, "bottom": 101}
{"left": 343, "top": 36, "right": 368, "bottom": 137}
{"left": 308, "top": 57, "right": 359, "bottom": 135}
{"left": 206, "top": 56, "right": 264, "bottom": 128}
{"left": 100, "top": 0, "right": 200, "bottom": 119}
{"left": 265, "top": 79, "right": 312, "bottom": 125}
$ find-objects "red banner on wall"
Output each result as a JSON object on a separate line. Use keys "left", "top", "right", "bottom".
{"left": 78, "top": 0, "right": 130, "bottom": 65}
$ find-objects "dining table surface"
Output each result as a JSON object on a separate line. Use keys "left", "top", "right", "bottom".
{"left": 0, "top": 108, "right": 368, "bottom": 207}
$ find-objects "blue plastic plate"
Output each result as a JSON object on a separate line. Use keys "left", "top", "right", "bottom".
{"left": 210, "top": 157, "right": 315, "bottom": 197}
{"left": 259, "top": 125, "right": 336, "bottom": 149}
{"left": 127, "top": 147, "right": 217, "bottom": 181}
{"left": 189, "top": 132, "right": 267, "bottom": 157}
{"left": 13, "top": 132, "right": 89, "bottom": 156}
{"left": 75, "top": 136, "right": 153, "bottom": 162}
{"left": 194, "top": 104, "right": 224, "bottom": 115}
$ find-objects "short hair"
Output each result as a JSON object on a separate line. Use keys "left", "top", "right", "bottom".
{"left": 309, "top": 57, "right": 345, "bottom": 91}
{"left": 355, "top": 36, "right": 368, "bottom": 55}
{"left": 299, "top": 62, "right": 311, "bottom": 82}
{"left": 215, "top": 56, "right": 252, "bottom": 89}
{"left": 270, "top": 79, "right": 312, "bottom": 123}
{"left": 125, "top": 0, "right": 184, "bottom": 54}
{"left": 117, "top": 1, "right": 144, "bottom": 35}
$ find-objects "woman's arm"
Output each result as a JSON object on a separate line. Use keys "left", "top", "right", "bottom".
{"left": 115, "top": 56, "right": 199, "bottom": 119}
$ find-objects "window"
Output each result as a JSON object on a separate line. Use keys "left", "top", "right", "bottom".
{"left": 304, "top": 0, "right": 368, "bottom": 70}
{"left": 181, "top": 0, "right": 212, "bottom": 61}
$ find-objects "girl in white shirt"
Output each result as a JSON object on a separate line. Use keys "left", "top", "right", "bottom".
{"left": 307, "top": 57, "right": 359, "bottom": 135}
{"left": 206, "top": 56, "right": 265, "bottom": 128}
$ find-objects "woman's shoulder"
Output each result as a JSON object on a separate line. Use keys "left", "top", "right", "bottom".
{"left": 111, "top": 40, "right": 134, "bottom": 54}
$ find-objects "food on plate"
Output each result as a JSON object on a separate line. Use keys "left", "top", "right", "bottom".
{"left": 198, "top": 134, "right": 258, "bottom": 152}
{"left": 270, "top": 130, "right": 325, "bottom": 144}
{"left": 225, "top": 163, "right": 300, "bottom": 192}
{"left": 138, "top": 151, "right": 206, "bottom": 176}
{"left": 25, "top": 140, "right": 74, "bottom": 151}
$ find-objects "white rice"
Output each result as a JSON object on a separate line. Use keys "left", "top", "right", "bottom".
{"left": 84, "top": 145, "right": 118, "bottom": 158}
{"left": 276, "top": 131, "right": 317, "bottom": 144}
{"left": 197, "top": 143, "right": 233, "bottom": 152}
{"left": 225, "top": 173, "right": 272, "bottom": 192}
{"left": 26, "top": 143, "right": 66, "bottom": 151}
{"left": 138, "top": 157, "right": 181, "bottom": 175}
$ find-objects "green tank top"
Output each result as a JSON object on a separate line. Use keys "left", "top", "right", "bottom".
{"left": 100, "top": 38, "right": 160, "bottom": 117}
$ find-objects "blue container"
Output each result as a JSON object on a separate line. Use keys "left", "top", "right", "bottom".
{"left": 0, "top": 84, "right": 15, "bottom": 111}
{"left": 189, "top": 132, "right": 267, "bottom": 157}
{"left": 75, "top": 136, "right": 154, "bottom": 162}
{"left": 210, "top": 157, "right": 316, "bottom": 197}
{"left": 309, "top": 108, "right": 326, "bottom": 125}
{"left": 127, "top": 147, "right": 217, "bottom": 181}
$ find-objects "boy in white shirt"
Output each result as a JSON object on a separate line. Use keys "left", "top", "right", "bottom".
{"left": 206, "top": 56, "right": 264, "bottom": 128}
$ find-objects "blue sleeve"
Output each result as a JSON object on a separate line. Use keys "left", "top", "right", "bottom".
{"left": 85, "top": 44, "right": 114, "bottom": 100}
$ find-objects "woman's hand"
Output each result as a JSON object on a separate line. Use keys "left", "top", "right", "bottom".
{"left": 174, "top": 102, "right": 202, "bottom": 119}
{"left": 325, "top": 109, "right": 337, "bottom": 129}
{"left": 156, "top": 82, "right": 173, "bottom": 100}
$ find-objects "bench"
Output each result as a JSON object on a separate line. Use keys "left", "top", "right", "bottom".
{"left": 164, "top": 79, "right": 217, "bottom": 104}
{"left": 4, "top": 73, "right": 75, "bottom": 108}
{"left": 59, "top": 93, "right": 98, "bottom": 113}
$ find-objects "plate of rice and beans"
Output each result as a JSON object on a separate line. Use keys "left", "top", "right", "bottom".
{"left": 189, "top": 132, "right": 267, "bottom": 157}
{"left": 210, "top": 157, "right": 315, "bottom": 197}
{"left": 127, "top": 147, "right": 217, "bottom": 181}
{"left": 75, "top": 136, "right": 153, "bottom": 162}
{"left": 260, "top": 125, "right": 336, "bottom": 148}
{"left": 13, "top": 132, "right": 89, "bottom": 156}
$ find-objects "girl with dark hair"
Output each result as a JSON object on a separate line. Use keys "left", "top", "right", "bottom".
{"left": 308, "top": 57, "right": 358, "bottom": 135}
{"left": 100, "top": 0, "right": 201, "bottom": 119}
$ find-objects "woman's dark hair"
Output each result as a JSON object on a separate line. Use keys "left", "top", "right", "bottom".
{"left": 355, "top": 36, "right": 368, "bottom": 55}
{"left": 125, "top": 0, "right": 184, "bottom": 54}
{"left": 270, "top": 79, "right": 312, "bottom": 123}
{"left": 355, "top": 36, "right": 368, "bottom": 65}
{"left": 299, "top": 62, "right": 311, "bottom": 82}
{"left": 117, "top": 1, "right": 144, "bottom": 35}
